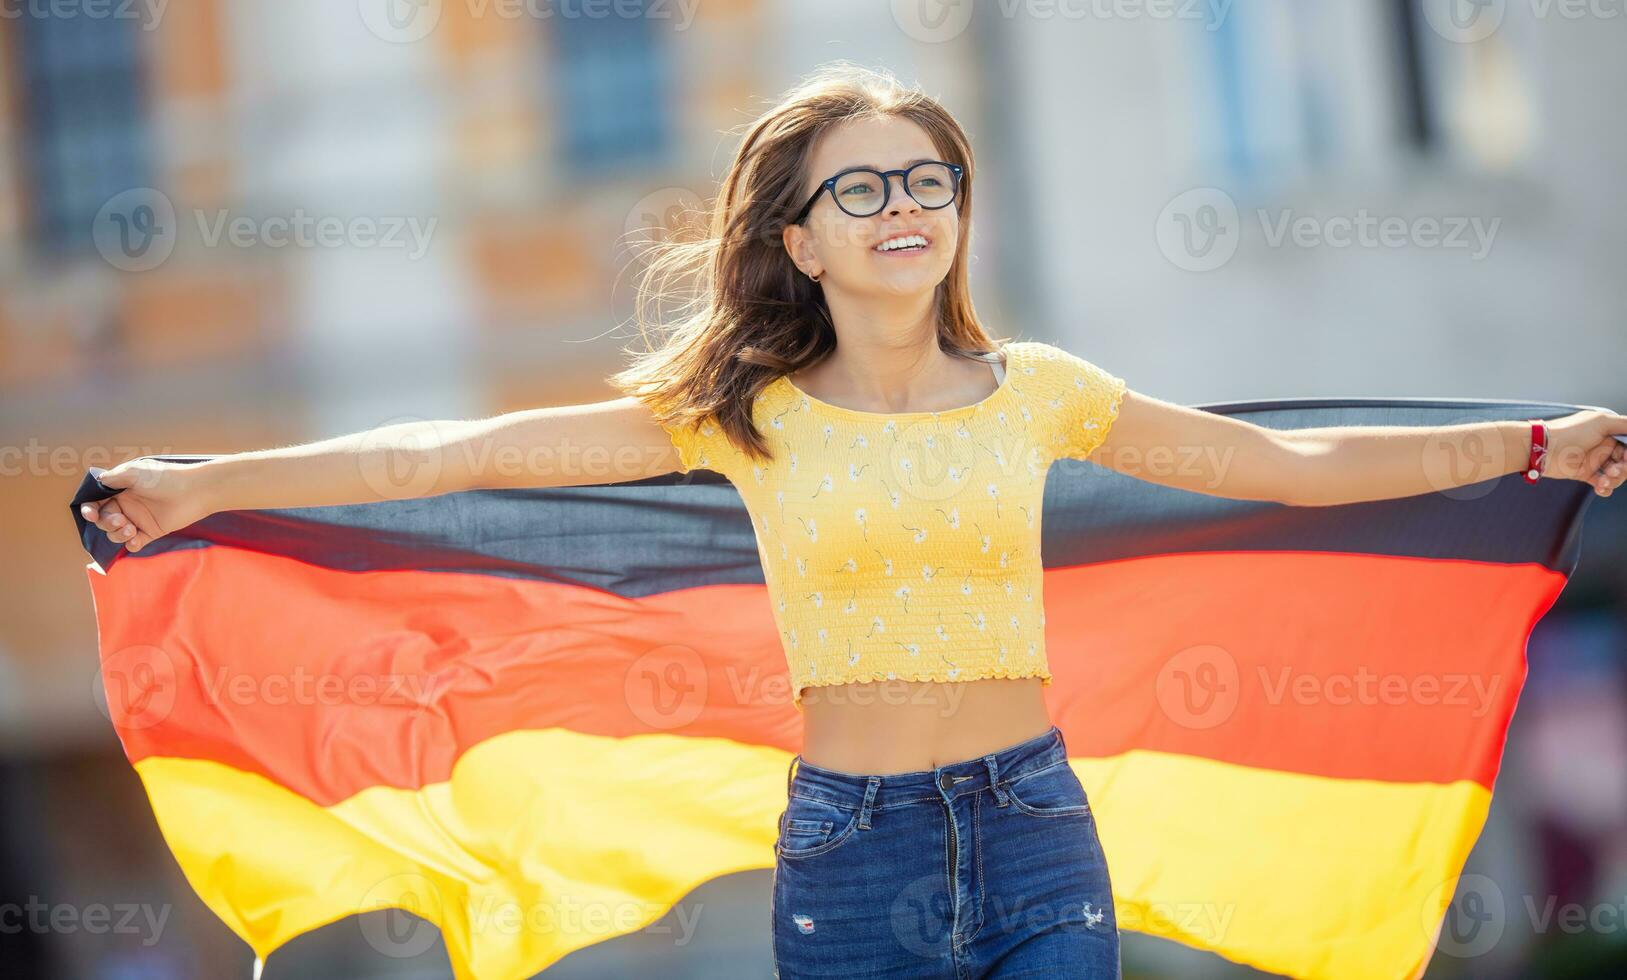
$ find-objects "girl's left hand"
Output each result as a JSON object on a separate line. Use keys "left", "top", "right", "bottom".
{"left": 1544, "top": 410, "right": 1627, "bottom": 497}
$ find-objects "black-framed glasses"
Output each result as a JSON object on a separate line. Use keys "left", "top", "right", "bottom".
{"left": 791, "top": 160, "right": 963, "bottom": 224}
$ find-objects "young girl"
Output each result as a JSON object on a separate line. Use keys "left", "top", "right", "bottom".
{"left": 79, "top": 62, "right": 1627, "bottom": 977}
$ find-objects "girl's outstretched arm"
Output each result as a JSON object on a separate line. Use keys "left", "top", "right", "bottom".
{"left": 79, "top": 396, "right": 687, "bottom": 552}
{"left": 1089, "top": 392, "right": 1627, "bottom": 506}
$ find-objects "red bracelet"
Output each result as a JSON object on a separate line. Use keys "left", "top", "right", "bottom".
{"left": 1522, "top": 419, "right": 1547, "bottom": 484}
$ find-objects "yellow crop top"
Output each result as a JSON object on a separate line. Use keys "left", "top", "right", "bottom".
{"left": 663, "top": 340, "right": 1127, "bottom": 708}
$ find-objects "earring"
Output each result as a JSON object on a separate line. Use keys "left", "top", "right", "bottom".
{"left": 808, "top": 271, "right": 821, "bottom": 283}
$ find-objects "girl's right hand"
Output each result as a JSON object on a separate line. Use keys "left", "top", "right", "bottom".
{"left": 78, "top": 458, "right": 214, "bottom": 553}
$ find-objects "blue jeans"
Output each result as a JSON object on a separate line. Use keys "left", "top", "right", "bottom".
{"left": 770, "top": 725, "right": 1121, "bottom": 978}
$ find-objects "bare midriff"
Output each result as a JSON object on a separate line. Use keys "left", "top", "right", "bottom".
{"left": 797, "top": 676, "right": 1053, "bottom": 775}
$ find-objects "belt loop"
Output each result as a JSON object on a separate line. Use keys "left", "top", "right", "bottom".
{"left": 787, "top": 755, "right": 800, "bottom": 798}
{"left": 985, "top": 754, "right": 1010, "bottom": 807}
{"left": 857, "top": 776, "right": 881, "bottom": 830}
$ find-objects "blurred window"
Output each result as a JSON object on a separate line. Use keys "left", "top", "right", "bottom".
{"left": 1392, "top": 0, "right": 1434, "bottom": 151}
{"left": 546, "top": 0, "right": 673, "bottom": 174}
{"left": 1194, "top": 1, "right": 1533, "bottom": 180}
{"left": 1398, "top": 0, "right": 1538, "bottom": 172}
{"left": 13, "top": 12, "right": 151, "bottom": 255}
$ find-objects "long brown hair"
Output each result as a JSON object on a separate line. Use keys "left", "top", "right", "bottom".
{"left": 610, "top": 60, "right": 1007, "bottom": 466}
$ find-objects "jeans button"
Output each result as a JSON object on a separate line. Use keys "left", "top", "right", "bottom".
{"left": 939, "top": 773, "right": 952, "bottom": 790}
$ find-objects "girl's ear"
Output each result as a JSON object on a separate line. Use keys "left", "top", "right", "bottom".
{"left": 782, "top": 223, "right": 817, "bottom": 275}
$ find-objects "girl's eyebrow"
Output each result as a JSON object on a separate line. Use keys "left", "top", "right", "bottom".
{"left": 847, "top": 157, "right": 935, "bottom": 171}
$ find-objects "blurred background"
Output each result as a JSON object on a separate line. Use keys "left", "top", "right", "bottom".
{"left": 4, "top": 0, "right": 1626, "bottom": 976}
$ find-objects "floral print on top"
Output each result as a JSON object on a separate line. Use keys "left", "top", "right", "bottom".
{"left": 664, "top": 341, "right": 1128, "bottom": 709}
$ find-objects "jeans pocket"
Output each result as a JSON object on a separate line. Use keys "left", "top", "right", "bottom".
{"left": 776, "top": 793, "right": 860, "bottom": 859}
{"left": 1003, "top": 760, "right": 1092, "bottom": 818}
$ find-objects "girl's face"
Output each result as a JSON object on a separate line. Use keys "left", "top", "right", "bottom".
{"left": 784, "top": 115, "right": 961, "bottom": 300}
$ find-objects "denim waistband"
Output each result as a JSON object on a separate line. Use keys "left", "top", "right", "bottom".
{"left": 786, "top": 724, "right": 1071, "bottom": 813}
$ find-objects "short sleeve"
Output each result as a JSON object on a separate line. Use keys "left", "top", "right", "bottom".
{"left": 663, "top": 415, "right": 741, "bottom": 478}
{"left": 1033, "top": 343, "right": 1128, "bottom": 462}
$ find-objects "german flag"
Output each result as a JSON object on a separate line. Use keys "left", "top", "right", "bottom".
{"left": 69, "top": 397, "right": 1602, "bottom": 979}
